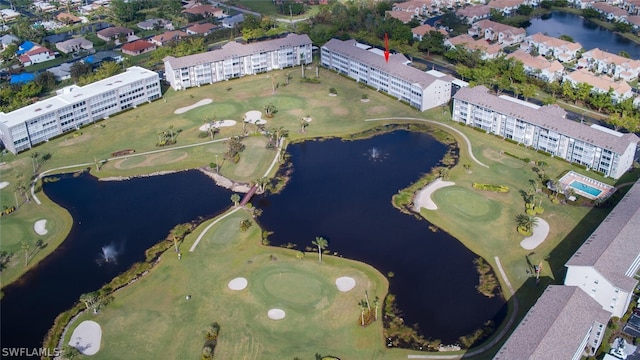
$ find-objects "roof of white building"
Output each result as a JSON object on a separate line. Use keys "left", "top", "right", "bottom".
{"left": 582, "top": 48, "right": 640, "bottom": 68}
{"left": 526, "top": 32, "right": 583, "bottom": 52}
{"left": 322, "top": 38, "right": 454, "bottom": 90}
{"left": 565, "top": 68, "right": 632, "bottom": 95}
{"left": 163, "top": 33, "right": 312, "bottom": 70}
{"left": 495, "top": 285, "right": 611, "bottom": 359}
{"left": 566, "top": 179, "right": 640, "bottom": 292}
{"left": 0, "top": 67, "right": 158, "bottom": 127}
{"left": 507, "top": 49, "right": 564, "bottom": 73}
{"left": 453, "top": 85, "right": 639, "bottom": 154}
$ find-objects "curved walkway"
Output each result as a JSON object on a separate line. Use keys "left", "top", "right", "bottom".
{"left": 365, "top": 118, "right": 489, "bottom": 168}
{"left": 189, "top": 207, "right": 241, "bottom": 252}
{"left": 31, "top": 137, "right": 231, "bottom": 204}
{"left": 406, "top": 257, "right": 518, "bottom": 359}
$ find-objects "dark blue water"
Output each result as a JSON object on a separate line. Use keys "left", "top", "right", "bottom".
{"left": 526, "top": 11, "right": 640, "bottom": 59}
{"left": 255, "top": 131, "right": 506, "bottom": 343}
{"left": 0, "top": 170, "right": 232, "bottom": 354}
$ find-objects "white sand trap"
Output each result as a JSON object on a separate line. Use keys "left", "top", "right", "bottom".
{"left": 228, "top": 277, "right": 248, "bottom": 291}
{"left": 174, "top": 98, "right": 213, "bottom": 114}
{"left": 0, "top": 181, "right": 9, "bottom": 189}
{"left": 245, "top": 110, "right": 262, "bottom": 122}
{"left": 413, "top": 178, "right": 455, "bottom": 211}
{"left": 335, "top": 276, "right": 356, "bottom": 292}
{"left": 34, "top": 219, "right": 48, "bottom": 235}
{"left": 199, "top": 120, "right": 237, "bottom": 132}
{"left": 520, "top": 217, "right": 550, "bottom": 250}
{"left": 268, "top": 308, "right": 286, "bottom": 320}
{"left": 69, "top": 320, "right": 102, "bottom": 355}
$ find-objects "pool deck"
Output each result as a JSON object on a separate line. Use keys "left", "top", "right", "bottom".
{"left": 558, "top": 171, "right": 614, "bottom": 200}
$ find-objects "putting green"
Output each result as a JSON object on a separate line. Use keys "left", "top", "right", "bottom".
{"left": 263, "top": 271, "right": 323, "bottom": 305}
{"left": 267, "top": 96, "right": 306, "bottom": 110}
{"left": 184, "top": 103, "right": 240, "bottom": 121}
{"left": 433, "top": 186, "right": 502, "bottom": 222}
{"left": 203, "top": 217, "right": 241, "bottom": 247}
{"left": 501, "top": 157, "right": 525, "bottom": 168}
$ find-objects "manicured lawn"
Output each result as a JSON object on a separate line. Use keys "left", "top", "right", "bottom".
{"left": 236, "top": 0, "right": 319, "bottom": 19}
{"left": 69, "top": 211, "right": 389, "bottom": 359}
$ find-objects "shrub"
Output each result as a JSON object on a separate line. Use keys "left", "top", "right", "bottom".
{"left": 504, "top": 138, "right": 518, "bottom": 144}
{"left": 522, "top": 157, "right": 530, "bottom": 163}
{"left": 472, "top": 127, "right": 487, "bottom": 133}
{"left": 503, "top": 151, "right": 519, "bottom": 159}
{"left": 329, "top": 87, "right": 337, "bottom": 94}
{"left": 517, "top": 226, "right": 532, "bottom": 237}
{"left": 472, "top": 183, "right": 509, "bottom": 193}
{"left": 535, "top": 206, "right": 544, "bottom": 214}
{"left": 198, "top": 131, "right": 209, "bottom": 138}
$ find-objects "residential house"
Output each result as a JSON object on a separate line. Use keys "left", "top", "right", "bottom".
{"left": 393, "top": 0, "right": 430, "bottom": 17}
{"left": 56, "top": 12, "right": 81, "bottom": 24}
{"left": 0, "top": 34, "right": 19, "bottom": 50}
{"left": 32, "top": 1, "right": 56, "bottom": 12}
{"left": 47, "top": 62, "right": 73, "bottom": 81}
{"left": 56, "top": 37, "right": 93, "bottom": 54}
{"left": 0, "top": 67, "right": 161, "bottom": 154}
{"left": 136, "top": 18, "right": 173, "bottom": 31}
{"left": 495, "top": 286, "right": 611, "bottom": 360}
{"left": 96, "top": 27, "right": 135, "bottom": 44}
{"left": 412, "top": 24, "right": 448, "bottom": 41}
{"left": 564, "top": 68, "right": 634, "bottom": 102}
{"left": 623, "top": 0, "right": 640, "bottom": 15}
{"left": 0, "top": 9, "right": 21, "bottom": 22}
{"left": 385, "top": 10, "right": 416, "bottom": 23}
{"left": 82, "top": 51, "right": 124, "bottom": 67}
{"left": 321, "top": 38, "right": 455, "bottom": 111}
{"left": 451, "top": 85, "right": 639, "bottom": 178}
{"left": 456, "top": 5, "right": 492, "bottom": 24}
{"left": 578, "top": 48, "right": 640, "bottom": 81}
{"left": 222, "top": 14, "right": 244, "bottom": 28}
{"left": 43, "top": 33, "right": 71, "bottom": 45}
{"left": 18, "top": 46, "right": 55, "bottom": 66}
{"left": 121, "top": 40, "right": 156, "bottom": 56}
{"left": 468, "top": 19, "right": 526, "bottom": 46}
{"left": 488, "top": 0, "right": 525, "bottom": 15}
{"left": 564, "top": 181, "right": 640, "bottom": 318}
{"left": 445, "top": 34, "right": 503, "bottom": 59}
{"left": 164, "top": 33, "right": 312, "bottom": 90}
{"left": 16, "top": 41, "right": 35, "bottom": 55}
{"left": 592, "top": 2, "right": 629, "bottom": 22}
{"left": 182, "top": 4, "right": 225, "bottom": 19}
{"left": 570, "top": 0, "right": 597, "bottom": 9}
{"left": 150, "top": 30, "right": 189, "bottom": 47}
{"left": 524, "top": 32, "right": 583, "bottom": 62}
{"left": 507, "top": 49, "right": 565, "bottom": 82}
{"left": 626, "top": 15, "right": 640, "bottom": 29}
{"left": 185, "top": 22, "right": 217, "bottom": 36}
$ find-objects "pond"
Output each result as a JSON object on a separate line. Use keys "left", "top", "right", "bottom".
{"left": 525, "top": 11, "right": 640, "bottom": 59}
{"left": 0, "top": 171, "right": 233, "bottom": 353}
{"left": 255, "top": 130, "right": 506, "bottom": 344}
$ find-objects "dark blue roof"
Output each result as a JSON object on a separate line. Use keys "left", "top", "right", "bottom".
{"left": 10, "top": 73, "right": 35, "bottom": 84}
{"left": 16, "top": 41, "right": 35, "bottom": 55}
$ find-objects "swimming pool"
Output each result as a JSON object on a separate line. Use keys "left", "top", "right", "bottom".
{"left": 569, "top": 180, "right": 602, "bottom": 197}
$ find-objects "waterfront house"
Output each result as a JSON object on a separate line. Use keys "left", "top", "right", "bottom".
{"left": 468, "top": 19, "right": 526, "bottom": 46}
{"left": 591, "top": 2, "right": 629, "bottom": 22}
{"left": 456, "top": 5, "right": 492, "bottom": 24}
{"left": 507, "top": 49, "right": 565, "bottom": 82}
{"left": 578, "top": 48, "right": 640, "bottom": 81}
{"left": 452, "top": 85, "right": 639, "bottom": 178}
{"left": 563, "top": 68, "right": 634, "bottom": 102}
{"left": 97, "top": 27, "right": 135, "bottom": 44}
{"left": 488, "top": 0, "right": 525, "bottom": 15}
{"left": 524, "top": 32, "right": 583, "bottom": 62}
{"left": 121, "top": 40, "right": 156, "bottom": 56}
{"left": 321, "top": 38, "right": 454, "bottom": 111}
{"left": 56, "top": 37, "right": 93, "bottom": 54}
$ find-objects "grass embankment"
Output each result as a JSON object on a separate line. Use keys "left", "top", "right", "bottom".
{"left": 0, "top": 67, "right": 417, "bottom": 287}
{"left": 68, "top": 210, "right": 389, "bottom": 360}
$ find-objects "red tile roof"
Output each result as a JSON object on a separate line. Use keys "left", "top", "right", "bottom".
{"left": 121, "top": 40, "right": 155, "bottom": 52}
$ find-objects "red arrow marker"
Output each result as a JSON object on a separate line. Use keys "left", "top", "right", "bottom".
{"left": 384, "top": 33, "right": 390, "bottom": 63}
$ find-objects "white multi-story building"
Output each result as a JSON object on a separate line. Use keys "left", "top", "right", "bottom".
{"left": 578, "top": 48, "right": 640, "bottom": 82}
{"left": 321, "top": 38, "right": 454, "bottom": 111}
{"left": 163, "top": 34, "right": 312, "bottom": 91}
{"left": 0, "top": 67, "right": 161, "bottom": 154}
{"left": 452, "top": 86, "right": 639, "bottom": 179}
{"left": 524, "top": 33, "right": 583, "bottom": 62}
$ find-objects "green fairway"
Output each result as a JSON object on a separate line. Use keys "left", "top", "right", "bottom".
{"left": 68, "top": 211, "right": 389, "bottom": 359}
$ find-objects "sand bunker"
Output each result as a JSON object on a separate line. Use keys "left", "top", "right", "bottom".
{"left": 199, "top": 120, "right": 237, "bottom": 132}
{"left": 69, "top": 320, "right": 102, "bottom": 355}
{"left": 0, "top": 181, "right": 9, "bottom": 189}
{"left": 267, "top": 308, "right": 286, "bottom": 320}
{"left": 245, "top": 110, "right": 267, "bottom": 125}
{"left": 335, "top": 277, "right": 356, "bottom": 292}
{"left": 520, "top": 218, "right": 550, "bottom": 250}
{"left": 228, "top": 277, "right": 248, "bottom": 291}
{"left": 174, "top": 98, "right": 213, "bottom": 114}
{"left": 34, "top": 219, "right": 48, "bottom": 235}
{"left": 413, "top": 178, "right": 455, "bottom": 211}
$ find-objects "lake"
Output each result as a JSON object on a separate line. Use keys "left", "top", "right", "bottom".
{"left": 526, "top": 11, "right": 640, "bottom": 59}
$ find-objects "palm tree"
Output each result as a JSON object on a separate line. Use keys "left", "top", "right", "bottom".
{"left": 21, "top": 241, "right": 30, "bottom": 266}
{"left": 79, "top": 291, "right": 98, "bottom": 309}
{"left": 171, "top": 223, "right": 190, "bottom": 252}
{"left": 231, "top": 193, "right": 240, "bottom": 207}
{"left": 359, "top": 299, "right": 367, "bottom": 326}
{"left": 311, "top": 236, "right": 328, "bottom": 263}
{"left": 373, "top": 296, "right": 380, "bottom": 321}
{"left": 30, "top": 152, "right": 39, "bottom": 173}
{"left": 255, "top": 177, "right": 269, "bottom": 193}
{"left": 515, "top": 214, "right": 538, "bottom": 233}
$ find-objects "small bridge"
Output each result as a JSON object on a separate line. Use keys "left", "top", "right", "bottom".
{"left": 239, "top": 185, "right": 258, "bottom": 207}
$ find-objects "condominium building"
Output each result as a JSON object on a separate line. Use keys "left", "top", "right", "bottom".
{"left": 163, "top": 34, "right": 312, "bottom": 91}
{"left": 452, "top": 86, "right": 639, "bottom": 179}
{"left": 321, "top": 38, "right": 454, "bottom": 111}
{"left": 0, "top": 67, "right": 161, "bottom": 154}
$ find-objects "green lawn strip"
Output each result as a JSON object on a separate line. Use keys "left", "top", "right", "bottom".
{"left": 69, "top": 211, "right": 390, "bottom": 359}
